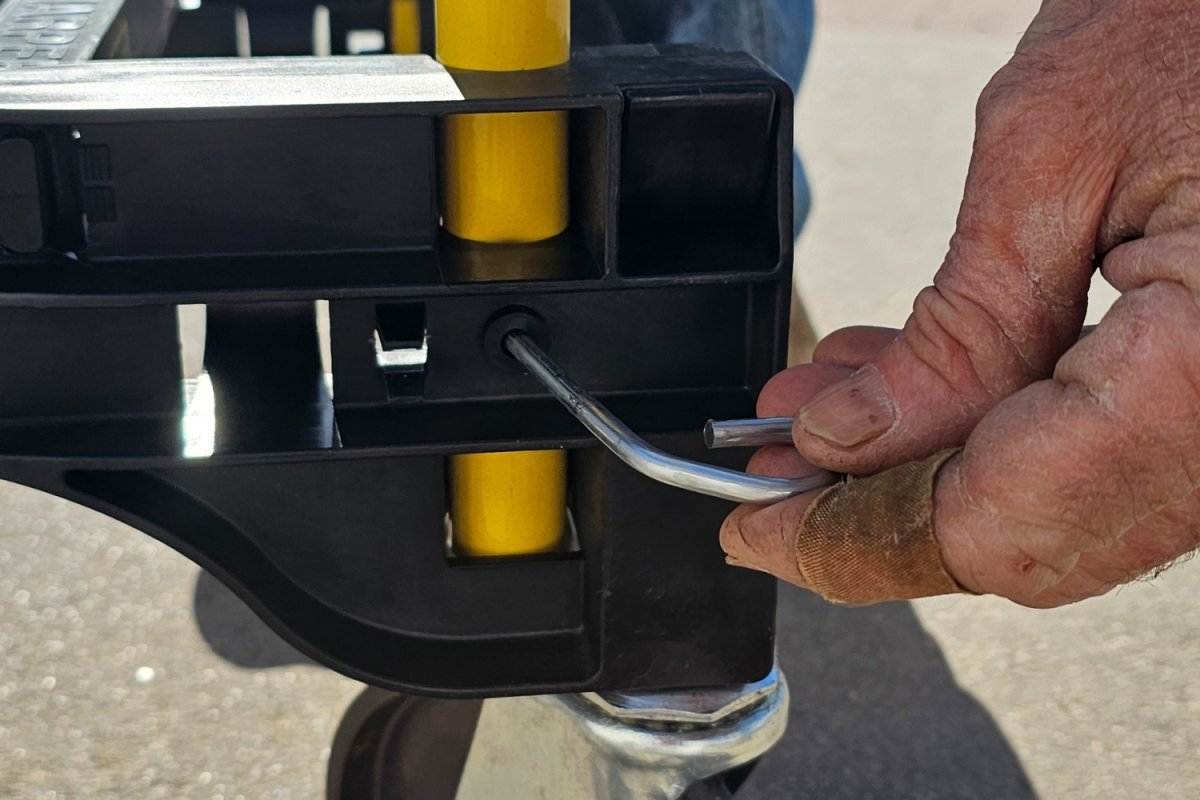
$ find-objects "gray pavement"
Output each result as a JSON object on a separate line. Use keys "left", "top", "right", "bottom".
{"left": 0, "top": 482, "right": 359, "bottom": 799}
{"left": 4, "top": 2, "right": 1199, "bottom": 799}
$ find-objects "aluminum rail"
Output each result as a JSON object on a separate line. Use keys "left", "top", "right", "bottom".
{"left": 504, "top": 332, "right": 836, "bottom": 504}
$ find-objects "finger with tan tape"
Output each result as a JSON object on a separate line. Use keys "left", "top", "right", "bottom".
{"left": 724, "top": 262, "right": 1200, "bottom": 609}
{"left": 721, "top": 448, "right": 970, "bottom": 605}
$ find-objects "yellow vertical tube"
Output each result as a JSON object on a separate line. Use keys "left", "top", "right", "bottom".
{"left": 438, "top": 0, "right": 571, "bottom": 556}
{"left": 389, "top": 0, "right": 422, "bottom": 54}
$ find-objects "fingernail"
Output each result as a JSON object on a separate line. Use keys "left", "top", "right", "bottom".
{"left": 796, "top": 367, "right": 895, "bottom": 448}
{"left": 726, "top": 555, "right": 769, "bottom": 574}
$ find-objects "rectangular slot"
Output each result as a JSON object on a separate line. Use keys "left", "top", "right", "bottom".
{"left": 375, "top": 302, "right": 427, "bottom": 399}
{"left": 618, "top": 88, "right": 783, "bottom": 277}
{"left": 376, "top": 302, "right": 426, "bottom": 350}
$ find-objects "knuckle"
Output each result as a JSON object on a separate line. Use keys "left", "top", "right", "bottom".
{"left": 905, "top": 285, "right": 1010, "bottom": 403}
{"left": 973, "top": 58, "right": 1086, "bottom": 162}
{"left": 974, "top": 68, "right": 1043, "bottom": 144}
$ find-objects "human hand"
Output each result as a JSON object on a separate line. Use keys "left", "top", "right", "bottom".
{"left": 722, "top": 0, "right": 1200, "bottom": 607}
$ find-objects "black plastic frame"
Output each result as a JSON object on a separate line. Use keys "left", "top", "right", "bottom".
{"left": 0, "top": 44, "right": 793, "bottom": 697}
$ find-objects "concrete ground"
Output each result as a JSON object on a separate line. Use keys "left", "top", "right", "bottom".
{"left": 3, "top": 2, "right": 1198, "bottom": 799}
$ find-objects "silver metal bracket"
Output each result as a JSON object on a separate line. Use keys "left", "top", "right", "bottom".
{"left": 455, "top": 667, "right": 789, "bottom": 800}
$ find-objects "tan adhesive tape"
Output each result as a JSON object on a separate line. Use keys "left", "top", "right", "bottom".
{"left": 795, "top": 448, "right": 968, "bottom": 605}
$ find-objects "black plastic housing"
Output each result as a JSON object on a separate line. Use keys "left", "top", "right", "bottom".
{"left": 0, "top": 44, "right": 793, "bottom": 697}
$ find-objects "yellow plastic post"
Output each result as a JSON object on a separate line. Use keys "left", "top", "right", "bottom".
{"left": 389, "top": 0, "right": 422, "bottom": 54}
{"left": 448, "top": 450, "right": 568, "bottom": 556}
{"left": 438, "top": 0, "right": 571, "bottom": 556}
{"left": 435, "top": 0, "right": 568, "bottom": 71}
{"left": 441, "top": 111, "right": 568, "bottom": 243}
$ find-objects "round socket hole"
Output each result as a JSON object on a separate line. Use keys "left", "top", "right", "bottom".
{"left": 482, "top": 308, "right": 549, "bottom": 372}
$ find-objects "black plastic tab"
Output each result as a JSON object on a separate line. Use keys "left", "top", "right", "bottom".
{"left": 0, "top": 136, "right": 41, "bottom": 252}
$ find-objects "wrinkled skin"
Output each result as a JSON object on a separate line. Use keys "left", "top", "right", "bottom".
{"left": 721, "top": 0, "right": 1200, "bottom": 608}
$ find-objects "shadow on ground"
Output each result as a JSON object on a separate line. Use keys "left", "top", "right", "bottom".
{"left": 740, "top": 585, "right": 1037, "bottom": 799}
{"left": 193, "top": 569, "right": 313, "bottom": 668}
{"left": 194, "top": 572, "right": 1036, "bottom": 799}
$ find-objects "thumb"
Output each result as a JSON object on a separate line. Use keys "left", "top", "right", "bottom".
{"left": 791, "top": 14, "right": 1119, "bottom": 474}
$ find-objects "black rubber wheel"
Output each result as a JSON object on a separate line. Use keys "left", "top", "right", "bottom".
{"left": 682, "top": 760, "right": 761, "bottom": 799}
{"left": 326, "top": 687, "right": 483, "bottom": 800}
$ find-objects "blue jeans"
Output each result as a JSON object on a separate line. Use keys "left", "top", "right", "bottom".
{"left": 575, "top": 0, "right": 815, "bottom": 233}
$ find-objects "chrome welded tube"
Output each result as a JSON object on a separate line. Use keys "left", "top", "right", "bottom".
{"left": 504, "top": 332, "right": 836, "bottom": 504}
